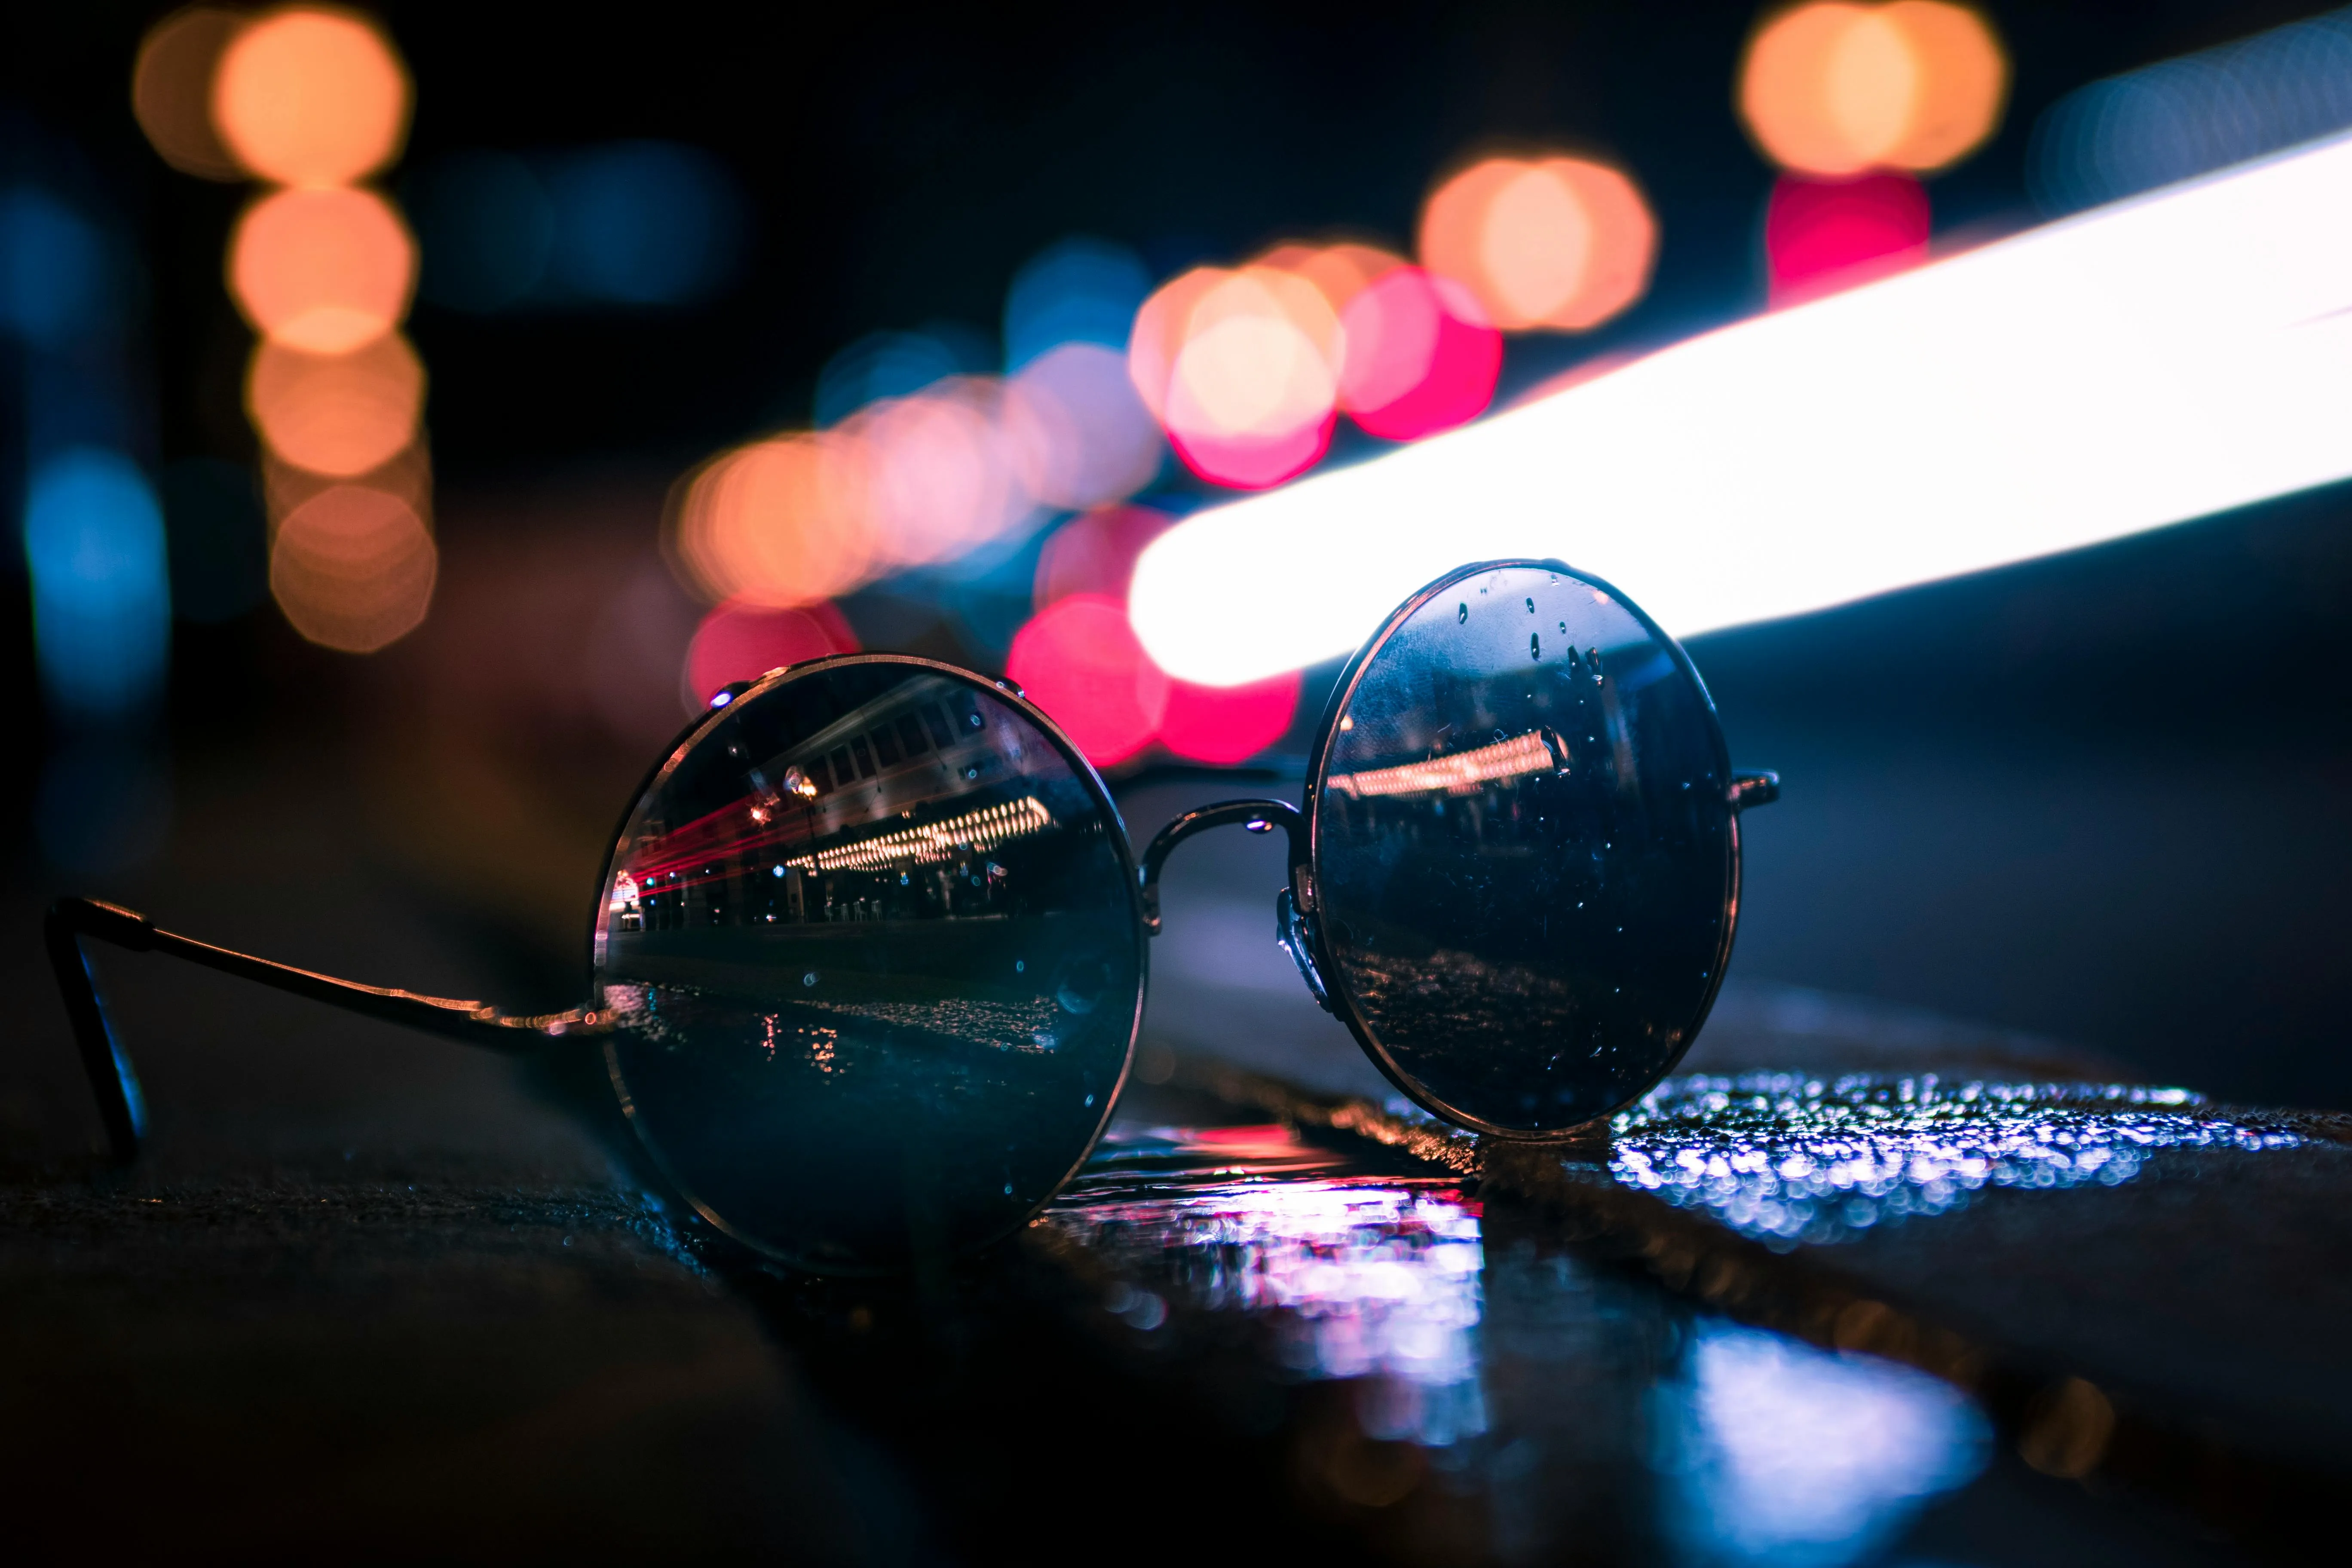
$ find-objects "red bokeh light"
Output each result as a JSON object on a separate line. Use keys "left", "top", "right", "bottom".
{"left": 1765, "top": 172, "right": 1930, "bottom": 305}
{"left": 1032, "top": 504, "right": 1175, "bottom": 609}
{"left": 686, "top": 599, "right": 859, "bottom": 704}
{"left": 1007, "top": 593, "right": 1167, "bottom": 766}
{"left": 1338, "top": 266, "right": 1502, "bottom": 441}
{"left": 1157, "top": 671, "right": 1302, "bottom": 764}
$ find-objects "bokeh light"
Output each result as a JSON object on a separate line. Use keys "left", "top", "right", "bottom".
{"left": 673, "top": 432, "right": 873, "bottom": 607}
{"left": 1004, "top": 236, "right": 1153, "bottom": 372}
{"left": 246, "top": 330, "right": 424, "bottom": 476}
{"left": 1132, "top": 266, "right": 1340, "bottom": 489}
{"left": 685, "top": 599, "right": 859, "bottom": 705}
{"left": 1337, "top": 266, "right": 1502, "bottom": 440}
{"left": 211, "top": 7, "right": 411, "bottom": 187}
{"left": 1765, "top": 172, "right": 1930, "bottom": 303}
{"left": 1032, "top": 504, "right": 1174, "bottom": 608}
{"left": 1739, "top": 3, "right": 2007, "bottom": 178}
{"left": 132, "top": 6, "right": 245, "bottom": 182}
{"left": 1006, "top": 593, "right": 1166, "bottom": 766}
{"left": 1419, "top": 156, "right": 1658, "bottom": 331}
{"left": 815, "top": 328, "right": 977, "bottom": 428}
{"left": 1001, "top": 342, "right": 1163, "bottom": 511}
{"left": 542, "top": 141, "right": 744, "bottom": 307}
{"left": 268, "top": 483, "right": 435, "bottom": 652}
{"left": 263, "top": 438, "right": 429, "bottom": 525}
{"left": 1157, "top": 671, "right": 1301, "bottom": 763}
{"left": 21, "top": 448, "right": 172, "bottom": 719}
{"left": 846, "top": 378, "right": 1029, "bottom": 567}
{"left": 228, "top": 185, "right": 414, "bottom": 353}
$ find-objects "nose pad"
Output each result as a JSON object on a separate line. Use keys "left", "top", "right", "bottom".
{"left": 1275, "top": 887, "right": 1332, "bottom": 1013}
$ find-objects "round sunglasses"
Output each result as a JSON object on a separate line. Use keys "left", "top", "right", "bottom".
{"left": 50, "top": 558, "right": 1776, "bottom": 1273}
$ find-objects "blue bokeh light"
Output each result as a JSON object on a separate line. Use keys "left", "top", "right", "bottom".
{"left": 23, "top": 448, "right": 172, "bottom": 720}
{"left": 410, "top": 141, "right": 744, "bottom": 313}
{"left": 0, "top": 186, "right": 108, "bottom": 349}
{"left": 1001, "top": 236, "right": 1151, "bottom": 371}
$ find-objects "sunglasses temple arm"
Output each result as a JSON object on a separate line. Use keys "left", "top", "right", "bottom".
{"left": 45, "top": 895, "right": 603, "bottom": 1166}
{"left": 1138, "top": 799, "right": 1310, "bottom": 936}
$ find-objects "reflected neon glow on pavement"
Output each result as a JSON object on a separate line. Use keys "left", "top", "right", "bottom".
{"left": 1612, "top": 1074, "right": 2304, "bottom": 1249}
{"left": 1661, "top": 1322, "right": 1989, "bottom": 1568}
{"left": 1132, "top": 130, "right": 2352, "bottom": 685}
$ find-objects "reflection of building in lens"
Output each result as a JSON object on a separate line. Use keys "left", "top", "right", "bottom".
{"left": 789, "top": 796, "right": 1052, "bottom": 873}
{"left": 616, "top": 673, "right": 1092, "bottom": 935}
{"left": 1327, "top": 729, "right": 1565, "bottom": 798}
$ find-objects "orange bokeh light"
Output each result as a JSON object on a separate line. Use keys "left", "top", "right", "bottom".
{"left": 1130, "top": 265, "right": 1342, "bottom": 488}
{"left": 673, "top": 432, "right": 874, "bottom": 608}
{"left": 264, "top": 438, "right": 429, "bottom": 523}
{"left": 1253, "top": 241, "right": 1408, "bottom": 320}
{"left": 229, "top": 186, "right": 414, "bottom": 353}
{"left": 132, "top": 7, "right": 246, "bottom": 181}
{"left": 1739, "top": 2, "right": 2007, "bottom": 178}
{"left": 247, "top": 330, "right": 424, "bottom": 477}
{"left": 1421, "top": 156, "right": 1659, "bottom": 333}
{"left": 212, "top": 7, "right": 411, "bottom": 187}
{"left": 269, "top": 482, "right": 435, "bottom": 651}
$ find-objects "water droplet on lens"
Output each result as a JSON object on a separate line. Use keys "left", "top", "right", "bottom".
{"left": 1530, "top": 633, "right": 1540, "bottom": 660}
{"left": 1002, "top": 1183, "right": 1014, "bottom": 1196}
{"left": 1457, "top": 602, "right": 1468, "bottom": 624}
{"left": 1525, "top": 597, "right": 1535, "bottom": 613}
{"left": 802, "top": 971, "right": 818, "bottom": 987}
{"left": 1016, "top": 959, "right": 1026, "bottom": 972}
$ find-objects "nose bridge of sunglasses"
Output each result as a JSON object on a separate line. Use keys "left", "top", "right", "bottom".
{"left": 1138, "top": 799, "right": 1311, "bottom": 937}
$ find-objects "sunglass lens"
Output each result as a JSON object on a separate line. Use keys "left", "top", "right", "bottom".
{"left": 1315, "top": 565, "right": 1736, "bottom": 1133}
{"left": 594, "top": 661, "right": 1142, "bottom": 1271}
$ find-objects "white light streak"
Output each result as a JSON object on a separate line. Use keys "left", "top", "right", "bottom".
{"left": 1130, "top": 132, "right": 2352, "bottom": 686}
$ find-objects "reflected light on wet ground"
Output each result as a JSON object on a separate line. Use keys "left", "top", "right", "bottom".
{"left": 1610, "top": 1074, "right": 2304, "bottom": 1248}
{"left": 1050, "top": 1120, "right": 1992, "bottom": 1560}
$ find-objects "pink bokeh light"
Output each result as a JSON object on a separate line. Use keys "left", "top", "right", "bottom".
{"left": 686, "top": 598, "right": 859, "bottom": 705}
{"left": 1765, "top": 172, "right": 1931, "bottom": 306}
{"left": 1338, "top": 266, "right": 1503, "bottom": 441}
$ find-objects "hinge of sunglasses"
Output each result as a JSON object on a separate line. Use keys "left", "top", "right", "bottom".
{"left": 1729, "top": 770, "right": 1782, "bottom": 811}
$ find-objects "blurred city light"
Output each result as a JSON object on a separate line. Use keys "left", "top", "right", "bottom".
{"left": 685, "top": 600, "right": 859, "bottom": 705}
{"left": 247, "top": 331, "right": 424, "bottom": 476}
{"left": 2030, "top": 7, "right": 2352, "bottom": 214}
{"left": 211, "top": 7, "right": 410, "bottom": 187}
{"left": 267, "top": 483, "right": 435, "bottom": 652}
{"left": 407, "top": 151, "right": 554, "bottom": 313}
{"left": 1132, "top": 265, "right": 1341, "bottom": 488}
{"left": 0, "top": 187, "right": 109, "bottom": 349}
{"left": 228, "top": 185, "right": 414, "bottom": 352}
{"left": 1004, "top": 236, "right": 1154, "bottom": 371}
{"left": 1007, "top": 593, "right": 1165, "bottom": 766}
{"left": 1764, "top": 171, "right": 1929, "bottom": 303}
{"left": 1419, "top": 156, "right": 1658, "bottom": 331}
{"left": 22, "top": 450, "right": 172, "bottom": 720}
{"left": 673, "top": 433, "right": 873, "bottom": 607}
{"left": 1032, "top": 504, "right": 1174, "bottom": 607}
{"left": 815, "top": 328, "right": 976, "bottom": 427}
{"left": 1130, "top": 129, "right": 2352, "bottom": 686}
{"left": 1001, "top": 342, "right": 1162, "bottom": 510}
{"left": 1739, "top": 3, "right": 2007, "bottom": 178}
{"left": 1659, "top": 1323, "right": 1986, "bottom": 1566}
{"left": 129, "top": 6, "right": 245, "bottom": 181}
{"left": 847, "top": 378, "right": 1031, "bottom": 566}
{"left": 542, "top": 141, "right": 744, "bottom": 306}
{"left": 1156, "top": 671, "right": 1301, "bottom": 763}
{"left": 1336, "top": 266, "right": 1501, "bottom": 439}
